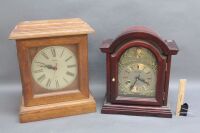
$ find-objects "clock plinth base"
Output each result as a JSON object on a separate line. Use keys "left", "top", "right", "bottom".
{"left": 20, "top": 94, "right": 96, "bottom": 123}
{"left": 101, "top": 100, "right": 172, "bottom": 118}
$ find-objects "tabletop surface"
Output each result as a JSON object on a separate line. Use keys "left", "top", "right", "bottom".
{"left": 0, "top": 82, "right": 199, "bottom": 133}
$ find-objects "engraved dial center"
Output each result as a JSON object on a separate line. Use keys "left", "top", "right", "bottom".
{"left": 118, "top": 47, "right": 157, "bottom": 98}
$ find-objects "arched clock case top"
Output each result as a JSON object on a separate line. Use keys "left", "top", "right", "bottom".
{"left": 100, "top": 26, "right": 179, "bottom": 118}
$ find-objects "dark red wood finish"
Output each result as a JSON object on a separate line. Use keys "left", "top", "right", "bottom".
{"left": 100, "top": 26, "right": 178, "bottom": 118}
{"left": 101, "top": 100, "right": 172, "bottom": 118}
{"left": 111, "top": 40, "right": 166, "bottom": 106}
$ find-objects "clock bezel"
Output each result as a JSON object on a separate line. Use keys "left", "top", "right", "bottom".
{"left": 110, "top": 40, "right": 166, "bottom": 106}
{"left": 30, "top": 45, "right": 79, "bottom": 94}
{"left": 16, "top": 35, "right": 89, "bottom": 106}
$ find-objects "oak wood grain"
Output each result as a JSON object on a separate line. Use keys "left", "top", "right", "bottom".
{"left": 9, "top": 18, "right": 96, "bottom": 122}
{"left": 20, "top": 94, "right": 96, "bottom": 123}
{"left": 9, "top": 18, "right": 94, "bottom": 40}
{"left": 16, "top": 35, "right": 90, "bottom": 107}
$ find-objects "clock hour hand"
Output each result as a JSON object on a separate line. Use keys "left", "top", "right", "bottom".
{"left": 45, "top": 65, "right": 57, "bottom": 70}
{"left": 130, "top": 74, "right": 140, "bottom": 90}
{"left": 138, "top": 77, "right": 150, "bottom": 86}
{"left": 36, "top": 62, "right": 57, "bottom": 70}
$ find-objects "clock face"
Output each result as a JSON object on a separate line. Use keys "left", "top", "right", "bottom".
{"left": 31, "top": 46, "right": 77, "bottom": 90}
{"left": 118, "top": 47, "right": 157, "bottom": 98}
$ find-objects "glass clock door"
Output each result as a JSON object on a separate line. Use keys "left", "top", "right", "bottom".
{"left": 118, "top": 47, "right": 157, "bottom": 98}
{"left": 110, "top": 43, "right": 166, "bottom": 106}
{"left": 29, "top": 44, "right": 79, "bottom": 96}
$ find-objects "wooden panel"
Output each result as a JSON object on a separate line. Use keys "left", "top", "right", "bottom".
{"left": 165, "top": 40, "right": 179, "bottom": 55}
{"left": 16, "top": 35, "right": 90, "bottom": 106}
{"left": 20, "top": 94, "right": 96, "bottom": 123}
{"left": 78, "top": 35, "right": 89, "bottom": 97}
{"left": 9, "top": 18, "right": 94, "bottom": 40}
{"left": 101, "top": 26, "right": 179, "bottom": 56}
{"left": 101, "top": 100, "right": 172, "bottom": 118}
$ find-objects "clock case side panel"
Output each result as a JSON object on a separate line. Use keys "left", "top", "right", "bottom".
{"left": 16, "top": 35, "right": 90, "bottom": 106}
{"left": 163, "top": 40, "right": 179, "bottom": 105}
{"left": 100, "top": 39, "right": 113, "bottom": 102}
{"left": 110, "top": 40, "right": 166, "bottom": 106}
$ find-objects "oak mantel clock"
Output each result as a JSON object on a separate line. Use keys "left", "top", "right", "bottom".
{"left": 100, "top": 26, "right": 178, "bottom": 118}
{"left": 9, "top": 18, "right": 96, "bottom": 123}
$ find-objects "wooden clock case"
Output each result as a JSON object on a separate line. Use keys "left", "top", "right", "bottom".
{"left": 9, "top": 18, "right": 96, "bottom": 122}
{"left": 100, "top": 26, "right": 178, "bottom": 118}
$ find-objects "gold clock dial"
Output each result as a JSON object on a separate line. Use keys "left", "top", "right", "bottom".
{"left": 31, "top": 46, "right": 77, "bottom": 90}
{"left": 118, "top": 47, "right": 157, "bottom": 98}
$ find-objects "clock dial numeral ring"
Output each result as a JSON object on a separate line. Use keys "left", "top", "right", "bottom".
{"left": 31, "top": 46, "right": 78, "bottom": 90}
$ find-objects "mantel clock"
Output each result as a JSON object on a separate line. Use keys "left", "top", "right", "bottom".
{"left": 100, "top": 26, "right": 178, "bottom": 118}
{"left": 9, "top": 18, "right": 96, "bottom": 122}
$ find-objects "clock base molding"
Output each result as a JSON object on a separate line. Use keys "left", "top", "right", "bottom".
{"left": 101, "top": 100, "right": 172, "bottom": 118}
{"left": 19, "top": 94, "right": 96, "bottom": 123}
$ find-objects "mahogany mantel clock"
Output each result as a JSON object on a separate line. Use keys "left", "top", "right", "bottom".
{"left": 100, "top": 26, "right": 178, "bottom": 118}
{"left": 9, "top": 18, "right": 96, "bottom": 122}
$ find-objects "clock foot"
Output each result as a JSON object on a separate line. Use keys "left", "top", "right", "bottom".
{"left": 19, "top": 93, "right": 96, "bottom": 123}
{"left": 101, "top": 99, "right": 172, "bottom": 118}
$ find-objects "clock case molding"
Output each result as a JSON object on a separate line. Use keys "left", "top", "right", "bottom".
{"left": 100, "top": 26, "right": 178, "bottom": 118}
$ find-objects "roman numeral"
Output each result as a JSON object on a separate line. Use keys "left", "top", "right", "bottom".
{"left": 37, "top": 74, "right": 46, "bottom": 82}
{"left": 60, "top": 48, "right": 64, "bottom": 57}
{"left": 46, "top": 79, "right": 51, "bottom": 87}
{"left": 63, "top": 78, "right": 68, "bottom": 83}
{"left": 33, "top": 69, "right": 43, "bottom": 73}
{"left": 66, "top": 71, "right": 74, "bottom": 77}
{"left": 56, "top": 80, "right": 59, "bottom": 88}
{"left": 137, "top": 65, "right": 139, "bottom": 69}
{"left": 146, "top": 72, "right": 150, "bottom": 74}
{"left": 65, "top": 56, "right": 72, "bottom": 62}
{"left": 67, "top": 64, "right": 76, "bottom": 68}
{"left": 41, "top": 52, "right": 49, "bottom": 59}
{"left": 51, "top": 47, "right": 56, "bottom": 57}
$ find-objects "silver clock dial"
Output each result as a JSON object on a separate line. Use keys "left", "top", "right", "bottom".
{"left": 31, "top": 46, "right": 77, "bottom": 90}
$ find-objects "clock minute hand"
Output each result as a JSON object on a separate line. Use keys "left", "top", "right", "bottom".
{"left": 35, "top": 62, "right": 46, "bottom": 66}
{"left": 36, "top": 62, "right": 50, "bottom": 68}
